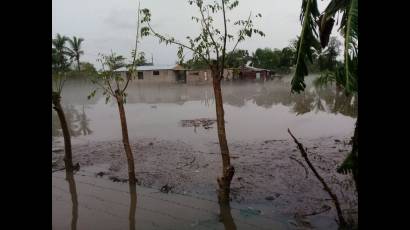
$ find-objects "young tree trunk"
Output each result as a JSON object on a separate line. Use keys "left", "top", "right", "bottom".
{"left": 129, "top": 183, "right": 137, "bottom": 230}
{"left": 212, "top": 69, "right": 235, "bottom": 204}
{"left": 65, "top": 169, "right": 78, "bottom": 230}
{"left": 52, "top": 92, "right": 74, "bottom": 171}
{"left": 116, "top": 95, "right": 137, "bottom": 184}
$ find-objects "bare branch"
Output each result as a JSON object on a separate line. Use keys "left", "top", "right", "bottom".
{"left": 147, "top": 22, "right": 211, "bottom": 66}
{"left": 199, "top": 3, "right": 219, "bottom": 62}
{"left": 130, "top": 1, "right": 141, "bottom": 71}
{"left": 123, "top": 1, "right": 141, "bottom": 93}
{"left": 289, "top": 156, "right": 309, "bottom": 178}
{"left": 220, "top": 0, "right": 228, "bottom": 80}
{"left": 287, "top": 128, "right": 347, "bottom": 227}
{"left": 230, "top": 12, "right": 252, "bottom": 54}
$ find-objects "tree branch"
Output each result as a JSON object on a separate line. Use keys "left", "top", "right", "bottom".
{"left": 220, "top": 0, "right": 228, "bottom": 80}
{"left": 230, "top": 12, "right": 252, "bottom": 55}
{"left": 289, "top": 156, "right": 309, "bottom": 178}
{"left": 123, "top": 0, "right": 141, "bottom": 93}
{"left": 199, "top": 3, "right": 219, "bottom": 62}
{"left": 287, "top": 128, "right": 346, "bottom": 227}
{"left": 147, "top": 22, "right": 211, "bottom": 66}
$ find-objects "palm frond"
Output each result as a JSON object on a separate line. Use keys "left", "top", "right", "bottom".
{"left": 323, "top": 0, "right": 347, "bottom": 19}
{"left": 318, "top": 15, "right": 335, "bottom": 48}
{"left": 319, "top": 0, "right": 347, "bottom": 48}
{"left": 291, "top": 0, "right": 321, "bottom": 93}
{"left": 343, "top": 0, "right": 358, "bottom": 93}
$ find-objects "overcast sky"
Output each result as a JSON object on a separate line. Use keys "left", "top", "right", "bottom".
{"left": 52, "top": 0, "right": 338, "bottom": 69}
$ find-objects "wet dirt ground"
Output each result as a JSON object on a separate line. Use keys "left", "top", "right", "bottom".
{"left": 53, "top": 135, "right": 357, "bottom": 229}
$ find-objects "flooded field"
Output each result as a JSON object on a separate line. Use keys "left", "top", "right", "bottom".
{"left": 52, "top": 75, "right": 357, "bottom": 229}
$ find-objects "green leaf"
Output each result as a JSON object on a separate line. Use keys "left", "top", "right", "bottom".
{"left": 291, "top": 0, "right": 321, "bottom": 93}
{"left": 343, "top": 0, "right": 358, "bottom": 94}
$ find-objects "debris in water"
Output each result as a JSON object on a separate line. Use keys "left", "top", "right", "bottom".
{"left": 109, "top": 176, "right": 128, "bottom": 183}
{"left": 96, "top": 172, "right": 107, "bottom": 177}
{"left": 180, "top": 118, "right": 218, "bottom": 129}
{"left": 160, "top": 184, "right": 174, "bottom": 193}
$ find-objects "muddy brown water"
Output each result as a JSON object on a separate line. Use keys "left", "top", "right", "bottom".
{"left": 53, "top": 75, "right": 357, "bottom": 229}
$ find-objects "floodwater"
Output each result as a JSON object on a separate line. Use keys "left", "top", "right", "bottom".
{"left": 52, "top": 75, "right": 357, "bottom": 229}
{"left": 52, "top": 75, "right": 356, "bottom": 149}
{"left": 53, "top": 168, "right": 291, "bottom": 230}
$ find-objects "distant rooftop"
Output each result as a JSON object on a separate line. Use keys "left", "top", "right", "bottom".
{"left": 115, "top": 64, "right": 184, "bottom": 72}
{"left": 243, "top": 66, "right": 271, "bottom": 71}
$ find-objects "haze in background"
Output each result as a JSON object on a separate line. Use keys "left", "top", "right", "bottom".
{"left": 52, "top": 0, "right": 342, "bottom": 69}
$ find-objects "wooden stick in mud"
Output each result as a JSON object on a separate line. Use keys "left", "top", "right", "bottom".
{"left": 287, "top": 129, "right": 347, "bottom": 227}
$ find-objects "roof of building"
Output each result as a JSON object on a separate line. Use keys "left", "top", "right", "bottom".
{"left": 243, "top": 66, "right": 271, "bottom": 71}
{"left": 114, "top": 64, "right": 184, "bottom": 72}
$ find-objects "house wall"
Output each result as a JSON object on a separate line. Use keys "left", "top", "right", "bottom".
{"left": 134, "top": 70, "right": 177, "bottom": 83}
{"left": 187, "top": 69, "right": 237, "bottom": 84}
{"left": 186, "top": 69, "right": 212, "bottom": 84}
{"left": 241, "top": 70, "right": 270, "bottom": 80}
{"left": 223, "top": 69, "right": 235, "bottom": 81}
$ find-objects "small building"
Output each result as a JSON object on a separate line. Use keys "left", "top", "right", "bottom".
{"left": 115, "top": 64, "right": 187, "bottom": 83}
{"left": 186, "top": 68, "right": 237, "bottom": 84}
{"left": 238, "top": 66, "right": 272, "bottom": 81}
{"left": 186, "top": 69, "right": 213, "bottom": 84}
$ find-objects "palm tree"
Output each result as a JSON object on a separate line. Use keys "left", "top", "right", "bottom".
{"left": 52, "top": 33, "right": 75, "bottom": 171}
{"left": 52, "top": 34, "right": 71, "bottom": 72}
{"left": 68, "top": 36, "right": 84, "bottom": 71}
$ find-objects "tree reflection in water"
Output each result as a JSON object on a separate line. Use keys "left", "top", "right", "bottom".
{"left": 77, "top": 105, "right": 93, "bottom": 135}
{"left": 65, "top": 168, "right": 78, "bottom": 230}
{"left": 218, "top": 202, "right": 237, "bottom": 230}
{"left": 52, "top": 104, "right": 93, "bottom": 138}
{"left": 128, "top": 183, "right": 137, "bottom": 230}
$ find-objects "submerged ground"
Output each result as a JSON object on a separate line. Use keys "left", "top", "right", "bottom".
{"left": 52, "top": 75, "right": 357, "bottom": 229}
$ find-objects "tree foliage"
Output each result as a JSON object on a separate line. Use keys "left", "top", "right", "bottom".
{"left": 292, "top": 0, "right": 359, "bottom": 187}
{"left": 225, "top": 49, "right": 251, "bottom": 68}
{"left": 52, "top": 34, "right": 72, "bottom": 75}
{"left": 140, "top": 0, "right": 265, "bottom": 77}
{"left": 67, "top": 36, "right": 85, "bottom": 71}
{"left": 250, "top": 45, "right": 297, "bottom": 73}
{"left": 292, "top": 0, "right": 358, "bottom": 94}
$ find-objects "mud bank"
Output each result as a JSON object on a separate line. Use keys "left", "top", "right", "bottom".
{"left": 52, "top": 136, "right": 357, "bottom": 227}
